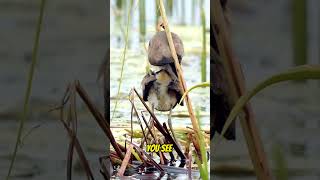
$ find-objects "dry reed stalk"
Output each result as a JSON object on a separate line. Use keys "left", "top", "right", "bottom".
{"left": 58, "top": 85, "right": 94, "bottom": 179}
{"left": 117, "top": 144, "right": 134, "bottom": 176}
{"left": 212, "top": 0, "right": 271, "bottom": 179}
{"left": 128, "top": 141, "right": 164, "bottom": 172}
{"left": 75, "top": 81, "right": 124, "bottom": 160}
{"left": 133, "top": 88, "right": 186, "bottom": 160}
{"left": 158, "top": 0, "right": 201, "bottom": 148}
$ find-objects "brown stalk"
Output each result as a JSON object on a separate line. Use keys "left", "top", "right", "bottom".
{"left": 139, "top": 112, "right": 167, "bottom": 164}
{"left": 99, "top": 156, "right": 110, "bottom": 180}
{"left": 67, "top": 87, "right": 77, "bottom": 180}
{"left": 58, "top": 98, "right": 94, "bottom": 179}
{"left": 212, "top": 0, "right": 271, "bottom": 179}
{"left": 184, "top": 133, "right": 192, "bottom": 159}
{"left": 162, "top": 123, "right": 176, "bottom": 161}
{"left": 128, "top": 141, "right": 164, "bottom": 172}
{"left": 60, "top": 85, "right": 74, "bottom": 180}
{"left": 133, "top": 88, "right": 186, "bottom": 160}
{"left": 158, "top": 0, "right": 201, "bottom": 144}
{"left": 191, "top": 134, "right": 201, "bottom": 161}
{"left": 75, "top": 80, "right": 124, "bottom": 160}
{"left": 188, "top": 151, "right": 192, "bottom": 179}
{"left": 129, "top": 101, "right": 147, "bottom": 144}
{"left": 117, "top": 144, "right": 134, "bottom": 176}
{"left": 140, "top": 111, "right": 156, "bottom": 140}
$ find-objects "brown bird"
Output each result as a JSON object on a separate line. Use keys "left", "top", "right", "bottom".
{"left": 147, "top": 20, "right": 184, "bottom": 82}
{"left": 148, "top": 31, "right": 184, "bottom": 66}
{"left": 141, "top": 21, "right": 184, "bottom": 141}
{"left": 141, "top": 65, "right": 183, "bottom": 141}
{"left": 211, "top": 50, "right": 235, "bottom": 140}
{"left": 211, "top": 0, "right": 235, "bottom": 140}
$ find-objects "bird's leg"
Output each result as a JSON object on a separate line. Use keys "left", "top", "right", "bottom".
{"left": 168, "top": 108, "right": 178, "bottom": 144}
{"left": 144, "top": 105, "right": 156, "bottom": 142}
{"left": 150, "top": 105, "right": 156, "bottom": 139}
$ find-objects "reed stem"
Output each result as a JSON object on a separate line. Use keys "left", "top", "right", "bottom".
{"left": 6, "top": 0, "right": 46, "bottom": 179}
{"left": 212, "top": 0, "right": 271, "bottom": 179}
{"left": 139, "top": 0, "right": 146, "bottom": 39}
{"left": 292, "top": 0, "right": 307, "bottom": 66}
{"left": 158, "top": 0, "right": 201, "bottom": 147}
{"left": 200, "top": 0, "right": 207, "bottom": 82}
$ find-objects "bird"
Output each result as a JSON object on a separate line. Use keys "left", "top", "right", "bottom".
{"left": 141, "top": 20, "right": 184, "bottom": 142}
{"left": 211, "top": 0, "right": 236, "bottom": 140}
{"left": 211, "top": 50, "right": 235, "bottom": 140}
{"left": 147, "top": 19, "right": 184, "bottom": 82}
{"left": 141, "top": 67, "right": 183, "bottom": 142}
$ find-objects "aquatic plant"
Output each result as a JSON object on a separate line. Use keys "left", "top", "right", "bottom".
{"left": 216, "top": 65, "right": 320, "bottom": 178}
{"left": 292, "top": 0, "right": 307, "bottom": 66}
{"left": 6, "top": 0, "right": 47, "bottom": 179}
{"left": 200, "top": 0, "right": 207, "bottom": 82}
{"left": 139, "top": 0, "right": 146, "bottom": 39}
{"left": 158, "top": 0, "right": 209, "bottom": 178}
{"left": 111, "top": 0, "right": 134, "bottom": 119}
{"left": 212, "top": 0, "right": 271, "bottom": 178}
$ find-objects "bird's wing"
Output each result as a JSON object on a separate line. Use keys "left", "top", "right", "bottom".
{"left": 168, "top": 80, "right": 184, "bottom": 106}
{"left": 211, "top": 49, "right": 235, "bottom": 140}
{"left": 141, "top": 72, "right": 157, "bottom": 101}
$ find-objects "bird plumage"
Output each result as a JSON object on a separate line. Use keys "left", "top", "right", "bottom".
{"left": 148, "top": 31, "right": 184, "bottom": 66}
{"left": 141, "top": 68, "right": 183, "bottom": 112}
{"left": 211, "top": 0, "right": 236, "bottom": 140}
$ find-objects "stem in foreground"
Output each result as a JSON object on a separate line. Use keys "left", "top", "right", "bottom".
{"left": 6, "top": 0, "right": 47, "bottom": 179}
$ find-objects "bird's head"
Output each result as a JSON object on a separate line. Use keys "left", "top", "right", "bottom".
{"left": 156, "top": 18, "right": 165, "bottom": 32}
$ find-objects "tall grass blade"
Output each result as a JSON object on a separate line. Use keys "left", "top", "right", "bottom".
{"left": 6, "top": 0, "right": 47, "bottom": 179}
{"left": 200, "top": 0, "right": 207, "bottom": 82}
{"left": 292, "top": 0, "right": 307, "bottom": 66}
{"left": 158, "top": 0, "right": 202, "bottom": 152}
{"left": 167, "top": 0, "right": 173, "bottom": 16}
{"left": 139, "top": 0, "right": 146, "bottom": 39}
{"left": 59, "top": 111, "right": 95, "bottom": 180}
{"left": 195, "top": 109, "right": 209, "bottom": 180}
{"left": 212, "top": 0, "right": 271, "bottom": 177}
{"left": 272, "top": 143, "right": 289, "bottom": 180}
{"left": 179, "top": 82, "right": 210, "bottom": 105}
{"left": 111, "top": 0, "right": 134, "bottom": 119}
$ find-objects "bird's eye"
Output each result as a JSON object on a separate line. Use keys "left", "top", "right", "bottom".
{"left": 148, "top": 42, "right": 150, "bottom": 47}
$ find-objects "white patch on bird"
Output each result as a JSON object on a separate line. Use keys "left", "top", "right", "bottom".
{"left": 147, "top": 70, "right": 177, "bottom": 112}
{"left": 151, "top": 65, "right": 161, "bottom": 72}
{"left": 148, "top": 88, "right": 159, "bottom": 108}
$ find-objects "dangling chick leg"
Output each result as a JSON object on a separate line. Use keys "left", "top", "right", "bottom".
{"left": 168, "top": 108, "right": 178, "bottom": 143}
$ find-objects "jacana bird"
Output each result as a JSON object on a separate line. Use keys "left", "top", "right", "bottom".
{"left": 147, "top": 20, "right": 184, "bottom": 82}
{"left": 141, "top": 68, "right": 183, "bottom": 143}
{"left": 211, "top": 0, "right": 236, "bottom": 140}
{"left": 141, "top": 20, "right": 184, "bottom": 142}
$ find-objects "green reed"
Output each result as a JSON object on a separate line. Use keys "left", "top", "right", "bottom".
{"left": 292, "top": 0, "right": 307, "bottom": 66}
{"left": 6, "top": 0, "right": 47, "bottom": 179}
{"left": 200, "top": 0, "right": 207, "bottom": 82}
{"left": 139, "top": 0, "right": 146, "bottom": 40}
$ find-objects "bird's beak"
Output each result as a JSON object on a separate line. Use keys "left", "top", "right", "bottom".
{"left": 156, "top": 18, "right": 165, "bottom": 32}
